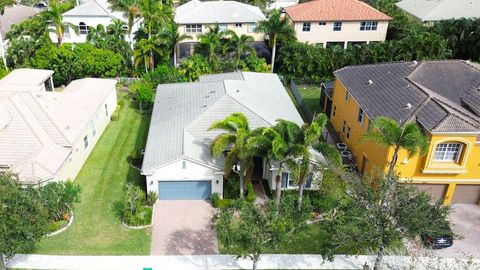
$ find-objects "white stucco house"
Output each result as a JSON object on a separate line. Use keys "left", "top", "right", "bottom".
{"left": 141, "top": 71, "right": 325, "bottom": 200}
{"left": 50, "top": 0, "right": 140, "bottom": 44}
{"left": 267, "top": 0, "right": 298, "bottom": 10}
{"left": 396, "top": 0, "right": 480, "bottom": 23}
{"left": 174, "top": 0, "right": 266, "bottom": 61}
{"left": 0, "top": 69, "right": 117, "bottom": 184}
{"left": 284, "top": 0, "right": 392, "bottom": 48}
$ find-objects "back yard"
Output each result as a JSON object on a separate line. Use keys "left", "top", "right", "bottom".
{"left": 34, "top": 96, "right": 152, "bottom": 255}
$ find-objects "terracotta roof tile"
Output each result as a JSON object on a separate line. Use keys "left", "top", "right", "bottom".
{"left": 284, "top": 0, "right": 392, "bottom": 22}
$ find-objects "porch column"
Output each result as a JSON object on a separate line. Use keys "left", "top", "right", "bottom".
{"left": 443, "top": 183, "right": 456, "bottom": 205}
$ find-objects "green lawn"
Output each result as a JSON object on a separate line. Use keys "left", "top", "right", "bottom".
{"left": 34, "top": 96, "right": 152, "bottom": 255}
{"left": 297, "top": 85, "right": 322, "bottom": 115}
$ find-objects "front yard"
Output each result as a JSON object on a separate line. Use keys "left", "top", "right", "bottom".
{"left": 34, "top": 96, "right": 152, "bottom": 255}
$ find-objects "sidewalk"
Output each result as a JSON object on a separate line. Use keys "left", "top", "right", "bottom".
{"left": 7, "top": 254, "right": 480, "bottom": 270}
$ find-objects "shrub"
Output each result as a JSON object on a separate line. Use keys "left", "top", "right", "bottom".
{"left": 146, "top": 191, "right": 158, "bottom": 206}
{"left": 179, "top": 54, "right": 212, "bottom": 81}
{"left": 123, "top": 183, "right": 145, "bottom": 216}
{"left": 46, "top": 220, "right": 68, "bottom": 234}
{"left": 211, "top": 192, "right": 221, "bottom": 207}
{"left": 223, "top": 176, "right": 240, "bottom": 199}
{"left": 123, "top": 206, "right": 152, "bottom": 226}
{"left": 240, "top": 55, "right": 271, "bottom": 73}
{"left": 245, "top": 182, "right": 255, "bottom": 203}
{"left": 217, "top": 199, "right": 235, "bottom": 209}
{"left": 39, "top": 181, "right": 81, "bottom": 222}
{"left": 261, "top": 179, "right": 272, "bottom": 198}
{"left": 143, "top": 64, "right": 186, "bottom": 85}
{"left": 117, "top": 98, "right": 125, "bottom": 109}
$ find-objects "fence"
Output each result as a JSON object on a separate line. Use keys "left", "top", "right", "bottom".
{"left": 289, "top": 79, "right": 313, "bottom": 123}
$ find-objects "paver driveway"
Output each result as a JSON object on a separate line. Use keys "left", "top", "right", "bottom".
{"left": 150, "top": 200, "right": 219, "bottom": 255}
{"left": 435, "top": 204, "right": 480, "bottom": 258}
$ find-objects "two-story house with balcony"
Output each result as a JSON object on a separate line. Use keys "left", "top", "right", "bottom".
{"left": 283, "top": 0, "right": 391, "bottom": 48}
{"left": 174, "top": 0, "right": 266, "bottom": 61}
{"left": 326, "top": 60, "right": 480, "bottom": 205}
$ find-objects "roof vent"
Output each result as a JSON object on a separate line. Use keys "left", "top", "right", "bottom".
{"left": 367, "top": 80, "right": 373, "bottom": 85}
{"left": 236, "top": 89, "right": 240, "bottom": 93}
{"left": 411, "top": 60, "right": 418, "bottom": 66}
{"left": 404, "top": 103, "right": 412, "bottom": 109}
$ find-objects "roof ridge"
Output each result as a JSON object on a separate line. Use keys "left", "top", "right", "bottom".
{"left": 231, "top": 1, "right": 264, "bottom": 20}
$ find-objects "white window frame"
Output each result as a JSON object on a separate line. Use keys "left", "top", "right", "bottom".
{"left": 219, "top": 23, "right": 228, "bottom": 32}
{"left": 83, "top": 135, "right": 89, "bottom": 149}
{"left": 433, "top": 143, "right": 463, "bottom": 162}
{"left": 91, "top": 120, "right": 97, "bottom": 138}
{"left": 248, "top": 23, "right": 257, "bottom": 33}
{"left": 186, "top": 24, "right": 202, "bottom": 33}
{"left": 79, "top": 22, "right": 88, "bottom": 35}
{"left": 333, "top": 21, "right": 342, "bottom": 31}
{"left": 302, "top": 22, "right": 311, "bottom": 32}
{"left": 360, "top": 21, "right": 378, "bottom": 31}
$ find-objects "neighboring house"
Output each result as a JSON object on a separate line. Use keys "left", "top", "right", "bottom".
{"left": 0, "top": 69, "right": 117, "bottom": 184}
{"left": 324, "top": 60, "right": 480, "bottom": 204}
{"left": 51, "top": 0, "right": 139, "bottom": 44}
{"left": 267, "top": 0, "right": 298, "bottom": 10}
{"left": 141, "top": 71, "right": 325, "bottom": 200}
{"left": 396, "top": 0, "right": 480, "bottom": 24}
{"left": 283, "top": 0, "right": 391, "bottom": 48}
{"left": 0, "top": 5, "right": 42, "bottom": 66}
{"left": 174, "top": 0, "right": 266, "bottom": 60}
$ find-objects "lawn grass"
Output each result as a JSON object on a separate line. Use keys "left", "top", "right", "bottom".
{"left": 34, "top": 95, "right": 152, "bottom": 255}
{"left": 297, "top": 85, "right": 322, "bottom": 115}
{"left": 272, "top": 224, "right": 329, "bottom": 254}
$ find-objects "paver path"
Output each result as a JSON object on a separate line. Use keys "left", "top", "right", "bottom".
{"left": 150, "top": 200, "right": 218, "bottom": 255}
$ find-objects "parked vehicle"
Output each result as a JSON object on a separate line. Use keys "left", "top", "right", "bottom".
{"left": 422, "top": 226, "right": 454, "bottom": 249}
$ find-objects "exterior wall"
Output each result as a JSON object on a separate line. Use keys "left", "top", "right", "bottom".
{"left": 289, "top": 19, "right": 389, "bottom": 47}
{"left": 56, "top": 87, "right": 118, "bottom": 181}
{"left": 263, "top": 159, "right": 320, "bottom": 191}
{"left": 177, "top": 23, "right": 265, "bottom": 42}
{"left": 145, "top": 158, "right": 224, "bottom": 198}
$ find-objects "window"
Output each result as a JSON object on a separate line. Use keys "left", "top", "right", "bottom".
{"left": 219, "top": 24, "right": 228, "bottom": 32}
{"left": 332, "top": 105, "right": 336, "bottom": 117}
{"left": 302, "top": 22, "right": 311, "bottom": 32}
{"left": 333, "top": 21, "right": 342, "bottom": 31}
{"left": 91, "top": 120, "right": 96, "bottom": 137}
{"left": 305, "top": 173, "right": 313, "bottom": 188}
{"left": 345, "top": 91, "right": 350, "bottom": 101}
{"left": 79, "top": 22, "right": 88, "bottom": 35}
{"left": 186, "top": 24, "right": 202, "bottom": 33}
{"left": 357, "top": 108, "right": 364, "bottom": 123}
{"left": 434, "top": 143, "right": 462, "bottom": 162}
{"left": 234, "top": 23, "right": 242, "bottom": 28}
{"left": 346, "top": 126, "right": 351, "bottom": 139}
{"left": 105, "top": 104, "right": 108, "bottom": 117}
{"left": 281, "top": 172, "right": 289, "bottom": 188}
{"left": 342, "top": 120, "right": 346, "bottom": 133}
{"left": 360, "top": 21, "right": 378, "bottom": 31}
{"left": 318, "top": 22, "right": 326, "bottom": 26}
{"left": 248, "top": 23, "right": 257, "bottom": 33}
{"left": 83, "top": 135, "right": 89, "bottom": 149}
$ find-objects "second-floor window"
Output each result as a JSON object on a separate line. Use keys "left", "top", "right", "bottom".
{"left": 79, "top": 22, "right": 88, "bottom": 35}
{"left": 357, "top": 108, "right": 364, "bottom": 123}
{"left": 248, "top": 23, "right": 257, "bottom": 33}
{"left": 434, "top": 143, "right": 462, "bottom": 162}
{"left": 342, "top": 120, "right": 347, "bottom": 133}
{"left": 345, "top": 91, "right": 350, "bottom": 101}
{"left": 360, "top": 21, "right": 378, "bottom": 31}
{"left": 219, "top": 24, "right": 228, "bottom": 32}
{"left": 186, "top": 24, "right": 202, "bottom": 33}
{"left": 83, "top": 135, "right": 89, "bottom": 149}
{"left": 333, "top": 21, "right": 342, "bottom": 31}
{"left": 302, "top": 22, "right": 311, "bottom": 32}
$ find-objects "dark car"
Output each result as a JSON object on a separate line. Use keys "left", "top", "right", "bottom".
{"left": 421, "top": 226, "right": 454, "bottom": 249}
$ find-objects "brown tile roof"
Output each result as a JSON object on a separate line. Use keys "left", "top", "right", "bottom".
{"left": 284, "top": 0, "right": 392, "bottom": 22}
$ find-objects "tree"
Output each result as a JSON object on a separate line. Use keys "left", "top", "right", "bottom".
{"left": 40, "top": 181, "right": 81, "bottom": 222}
{"left": 224, "top": 31, "right": 256, "bottom": 68}
{"left": 0, "top": 173, "right": 49, "bottom": 267}
{"left": 197, "top": 24, "right": 227, "bottom": 71}
{"left": 133, "top": 79, "right": 154, "bottom": 111}
{"left": 108, "top": 0, "right": 140, "bottom": 39}
{"left": 134, "top": 36, "right": 164, "bottom": 72}
{"left": 179, "top": 54, "right": 212, "bottom": 81}
{"left": 360, "top": 117, "right": 429, "bottom": 207}
{"left": 209, "top": 113, "right": 258, "bottom": 198}
{"left": 161, "top": 22, "right": 191, "bottom": 67}
{"left": 45, "top": 0, "right": 77, "bottom": 46}
{"left": 239, "top": 55, "right": 271, "bottom": 72}
{"left": 256, "top": 9, "right": 296, "bottom": 72}
{"left": 0, "top": 0, "right": 14, "bottom": 14}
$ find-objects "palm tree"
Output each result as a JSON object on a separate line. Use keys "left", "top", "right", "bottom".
{"left": 197, "top": 24, "right": 227, "bottom": 71}
{"left": 256, "top": 9, "right": 296, "bottom": 72}
{"left": 108, "top": 0, "right": 139, "bottom": 39}
{"left": 87, "top": 24, "right": 108, "bottom": 48}
{"left": 138, "top": 0, "right": 172, "bottom": 37}
{"left": 209, "top": 113, "right": 258, "bottom": 199}
{"left": 107, "top": 19, "right": 128, "bottom": 41}
{"left": 161, "top": 22, "right": 191, "bottom": 67}
{"left": 45, "top": 0, "right": 77, "bottom": 46}
{"left": 134, "top": 37, "right": 163, "bottom": 72}
{"left": 224, "top": 31, "right": 256, "bottom": 68}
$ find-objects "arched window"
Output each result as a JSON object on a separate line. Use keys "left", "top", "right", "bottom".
{"left": 79, "top": 22, "right": 88, "bottom": 35}
{"left": 433, "top": 142, "right": 464, "bottom": 162}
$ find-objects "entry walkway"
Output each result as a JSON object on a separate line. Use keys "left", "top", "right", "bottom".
{"left": 7, "top": 254, "right": 479, "bottom": 270}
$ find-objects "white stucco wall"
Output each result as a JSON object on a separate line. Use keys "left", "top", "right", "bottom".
{"left": 145, "top": 158, "right": 224, "bottom": 198}
{"left": 262, "top": 158, "right": 320, "bottom": 191}
{"left": 290, "top": 19, "right": 389, "bottom": 48}
{"left": 178, "top": 23, "right": 265, "bottom": 42}
{"left": 55, "top": 87, "right": 117, "bottom": 182}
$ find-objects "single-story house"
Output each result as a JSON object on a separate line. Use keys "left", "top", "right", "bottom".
{"left": 141, "top": 71, "right": 325, "bottom": 200}
{"left": 395, "top": 0, "right": 480, "bottom": 24}
{"left": 0, "top": 69, "right": 117, "bottom": 184}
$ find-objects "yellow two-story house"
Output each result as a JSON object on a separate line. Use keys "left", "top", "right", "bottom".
{"left": 325, "top": 60, "right": 480, "bottom": 205}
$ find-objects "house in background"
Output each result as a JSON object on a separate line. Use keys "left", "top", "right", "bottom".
{"left": 267, "top": 0, "right": 298, "bottom": 10}
{"left": 396, "top": 0, "right": 480, "bottom": 24}
{"left": 327, "top": 60, "right": 480, "bottom": 205}
{"left": 51, "top": 0, "right": 140, "bottom": 44}
{"left": 141, "top": 71, "right": 325, "bottom": 200}
{"left": 0, "top": 69, "right": 117, "bottom": 184}
{"left": 174, "top": 0, "right": 266, "bottom": 61}
{"left": 283, "top": 0, "right": 391, "bottom": 48}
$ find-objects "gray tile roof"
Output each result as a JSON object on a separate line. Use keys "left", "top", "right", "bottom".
{"left": 395, "top": 0, "right": 480, "bottom": 22}
{"left": 334, "top": 60, "right": 480, "bottom": 133}
{"left": 0, "top": 5, "right": 41, "bottom": 37}
{"left": 141, "top": 72, "right": 304, "bottom": 174}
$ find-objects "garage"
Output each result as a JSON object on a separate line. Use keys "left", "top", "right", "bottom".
{"left": 158, "top": 181, "right": 211, "bottom": 200}
{"left": 414, "top": 184, "right": 448, "bottom": 201}
{"left": 452, "top": 184, "right": 480, "bottom": 204}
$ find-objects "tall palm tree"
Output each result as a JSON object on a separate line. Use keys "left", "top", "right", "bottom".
{"left": 138, "top": 0, "right": 172, "bottom": 37}
{"left": 161, "top": 22, "right": 191, "bottom": 67}
{"left": 197, "top": 24, "right": 227, "bottom": 71}
{"left": 209, "top": 113, "right": 258, "bottom": 199}
{"left": 87, "top": 24, "right": 108, "bottom": 48}
{"left": 224, "top": 31, "right": 256, "bottom": 68}
{"left": 256, "top": 9, "right": 295, "bottom": 72}
{"left": 108, "top": 0, "right": 139, "bottom": 40}
{"left": 107, "top": 19, "right": 128, "bottom": 41}
{"left": 361, "top": 117, "right": 429, "bottom": 202}
{"left": 134, "top": 37, "right": 163, "bottom": 72}
{"left": 45, "top": 0, "right": 77, "bottom": 46}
